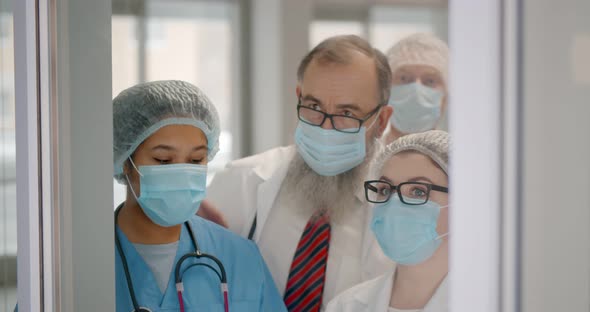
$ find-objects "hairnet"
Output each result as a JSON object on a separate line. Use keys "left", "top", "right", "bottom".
{"left": 373, "top": 130, "right": 449, "bottom": 177}
{"left": 113, "top": 80, "right": 220, "bottom": 182}
{"left": 386, "top": 33, "right": 449, "bottom": 87}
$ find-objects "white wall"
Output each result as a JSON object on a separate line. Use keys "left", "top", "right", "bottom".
{"left": 448, "top": 1, "right": 501, "bottom": 311}
{"left": 54, "top": 0, "right": 114, "bottom": 310}
{"left": 450, "top": 1, "right": 590, "bottom": 310}
{"left": 250, "top": 0, "right": 312, "bottom": 154}
{"left": 521, "top": 0, "right": 590, "bottom": 310}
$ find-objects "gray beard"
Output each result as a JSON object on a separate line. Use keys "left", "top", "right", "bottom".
{"left": 280, "top": 137, "right": 381, "bottom": 223}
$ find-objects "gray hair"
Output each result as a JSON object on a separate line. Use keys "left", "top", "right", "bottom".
{"left": 282, "top": 137, "right": 381, "bottom": 222}
{"left": 297, "top": 35, "right": 392, "bottom": 106}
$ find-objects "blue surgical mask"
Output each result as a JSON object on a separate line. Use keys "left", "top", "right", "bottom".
{"left": 126, "top": 158, "right": 207, "bottom": 227}
{"left": 294, "top": 120, "right": 375, "bottom": 176}
{"left": 371, "top": 195, "right": 448, "bottom": 265}
{"left": 389, "top": 82, "right": 444, "bottom": 134}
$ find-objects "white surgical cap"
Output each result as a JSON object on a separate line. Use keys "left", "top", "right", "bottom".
{"left": 386, "top": 33, "right": 449, "bottom": 87}
{"left": 374, "top": 130, "right": 449, "bottom": 177}
{"left": 113, "top": 80, "right": 220, "bottom": 182}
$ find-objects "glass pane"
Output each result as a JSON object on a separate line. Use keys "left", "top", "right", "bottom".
{"left": 399, "top": 183, "right": 429, "bottom": 204}
{"left": 309, "top": 20, "right": 364, "bottom": 48}
{"left": 111, "top": 15, "right": 139, "bottom": 97}
{"left": 298, "top": 106, "right": 325, "bottom": 125}
{"left": 112, "top": 0, "right": 239, "bottom": 208}
{"left": 368, "top": 5, "right": 449, "bottom": 131}
{"left": 0, "top": 3, "right": 17, "bottom": 310}
{"left": 368, "top": 5, "right": 448, "bottom": 53}
{"left": 366, "top": 181, "right": 392, "bottom": 203}
{"left": 111, "top": 14, "right": 139, "bottom": 208}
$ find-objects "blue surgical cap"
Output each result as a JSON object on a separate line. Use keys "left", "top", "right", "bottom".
{"left": 113, "top": 80, "right": 220, "bottom": 182}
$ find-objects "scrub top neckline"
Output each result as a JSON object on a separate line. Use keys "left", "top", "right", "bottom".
{"left": 115, "top": 218, "right": 195, "bottom": 308}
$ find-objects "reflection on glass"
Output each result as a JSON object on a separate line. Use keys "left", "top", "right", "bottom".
{"left": 368, "top": 5, "right": 447, "bottom": 52}
{"left": 310, "top": 20, "right": 364, "bottom": 47}
{"left": 111, "top": 15, "right": 140, "bottom": 97}
{"left": 112, "top": 0, "right": 239, "bottom": 207}
{"left": 308, "top": 5, "right": 447, "bottom": 54}
{"left": 0, "top": 3, "right": 17, "bottom": 310}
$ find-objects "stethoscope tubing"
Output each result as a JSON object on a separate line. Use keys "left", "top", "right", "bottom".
{"left": 115, "top": 207, "right": 229, "bottom": 312}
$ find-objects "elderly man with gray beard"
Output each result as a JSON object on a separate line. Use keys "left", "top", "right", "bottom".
{"left": 205, "top": 35, "right": 396, "bottom": 312}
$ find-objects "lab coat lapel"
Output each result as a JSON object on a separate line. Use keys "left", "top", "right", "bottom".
{"left": 351, "top": 272, "right": 394, "bottom": 312}
{"left": 423, "top": 276, "right": 449, "bottom": 312}
{"left": 251, "top": 148, "right": 294, "bottom": 242}
{"left": 347, "top": 273, "right": 448, "bottom": 312}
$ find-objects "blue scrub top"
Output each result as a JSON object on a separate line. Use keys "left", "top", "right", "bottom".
{"left": 116, "top": 215, "right": 287, "bottom": 312}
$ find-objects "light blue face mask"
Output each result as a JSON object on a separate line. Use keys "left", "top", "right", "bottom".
{"left": 371, "top": 195, "right": 448, "bottom": 265}
{"left": 294, "top": 116, "right": 378, "bottom": 176}
{"left": 389, "top": 82, "right": 444, "bottom": 134}
{"left": 126, "top": 158, "right": 207, "bottom": 227}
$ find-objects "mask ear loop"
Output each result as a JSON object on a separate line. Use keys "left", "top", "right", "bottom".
{"left": 435, "top": 204, "right": 450, "bottom": 240}
{"left": 128, "top": 156, "right": 143, "bottom": 177}
{"left": 364, "top": 106, "right": 382, "bottom": 132}
{"left": 125, "top": 157, "right": 143, "bottom": 200}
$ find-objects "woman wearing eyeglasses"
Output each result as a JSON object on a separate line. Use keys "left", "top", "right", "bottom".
{"left": 326, "top": 130, "right": 449, "bottom": 312}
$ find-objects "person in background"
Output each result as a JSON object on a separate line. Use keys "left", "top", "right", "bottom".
{"left": 205, "top": 35, "right": 396, "bottom": 311}
{"left": 112, "top": 80, "right": 286, "bottom": 311}
{"left": 326, "top": 130, "right": 450, "bottom": 312}
{"left": 384, "top": 33, "right": 449, "bottom": 143}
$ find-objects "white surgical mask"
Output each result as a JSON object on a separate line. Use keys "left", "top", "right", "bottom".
{"left": 389, "top": 82, "right": 443, "bottom": 134}
{"left": 126, "top": 158, "right": 207, "bottom": 227}
{"left": 294, "top": 113, "right": 379, "bottom": 177}
{"left": 371, "top": 195, "right": 449, "bottom": 265}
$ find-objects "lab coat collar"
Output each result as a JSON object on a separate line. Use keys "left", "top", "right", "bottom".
{"left": 252, "top": 146, "right": 296, "bottom": 242}
{"left": 423, "top": 275, "right": 449, "bottom": 312}
{"left": 351, "top": 272, "right": 449, "bottom": 312}
{"left": 352, "top": 271, "right": 394, "bottom": 312}
{"left": 250, "top": 145, "right": 370, "bottom": 242}
{"left": 252, "top": 146, "right": 296, "bottom": 181}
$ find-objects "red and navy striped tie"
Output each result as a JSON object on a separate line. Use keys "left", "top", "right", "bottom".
{"left": 283, "top": 212, "right": 331, "bottom": 312}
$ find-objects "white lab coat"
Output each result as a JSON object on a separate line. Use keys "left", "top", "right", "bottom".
{"left": 207, "top": 145, "right": 395, "bottom": 306}
{"left": 325, "top": 272, "right": 448, "bottom": 312}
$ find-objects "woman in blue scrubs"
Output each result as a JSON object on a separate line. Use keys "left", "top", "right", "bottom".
{"left": 113, "top": 80, "right": 286, "bottom": 312}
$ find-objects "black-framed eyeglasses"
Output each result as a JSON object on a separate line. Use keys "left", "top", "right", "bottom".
{"left": 364, "top": 180, "right": 449, "bottom": 205}
{"left": 296, "top": 98, "right": 383, "bottom": 133}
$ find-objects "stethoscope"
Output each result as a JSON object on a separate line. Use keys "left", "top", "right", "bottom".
{"left": 115, "top": 207, "right": 229, "bottom": 312}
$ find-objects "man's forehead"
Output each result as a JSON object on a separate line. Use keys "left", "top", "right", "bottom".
{"left": 299, "top": 60, "right": 379, "bottom": 107}
{"left": 299, "top": 90, "right": 368, "bottom": 111}
{"left": 384, "top": 153, "right": 445, "bottom": 180}
{"left": 394, "top": 64, "right": 441, "bottom": 77}
{"left": 305, "top": 51, "right": 376, "bottom": 74}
